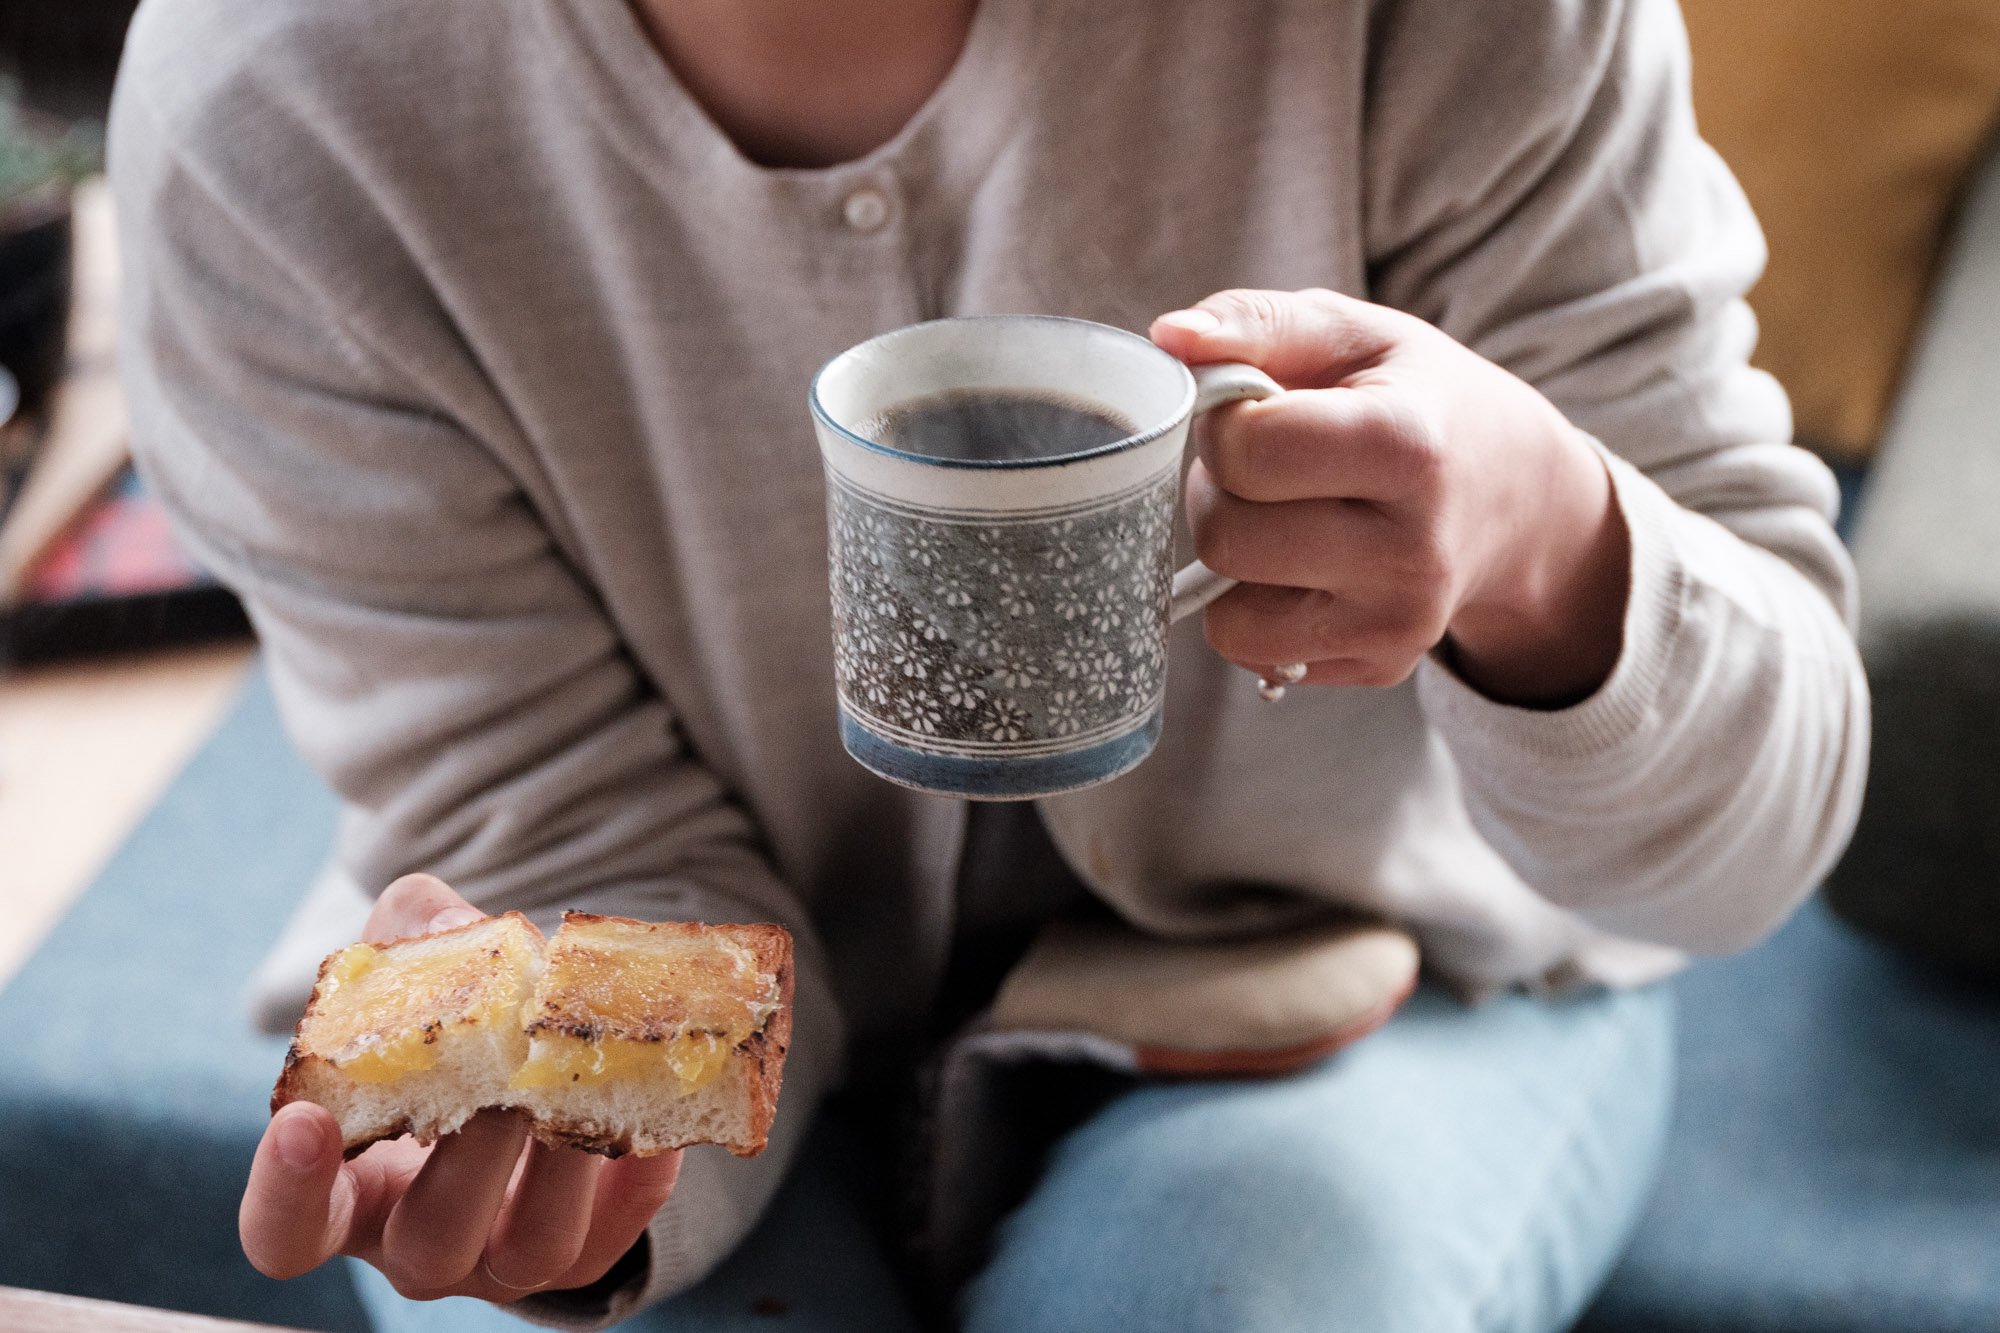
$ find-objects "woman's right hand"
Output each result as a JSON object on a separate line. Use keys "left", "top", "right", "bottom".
{"left": 238, "top": 874, "right": 683, "bottom": 1302}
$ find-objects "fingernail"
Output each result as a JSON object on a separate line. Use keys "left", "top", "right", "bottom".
{"left": 274, "top": 1111, "right": 326, "bottom": 1173}
{"left": 1158, "top": 308, "right": 1221, "bottom": 335}
{"left": 427, "top": 906, "right": 483, "bottom": 933}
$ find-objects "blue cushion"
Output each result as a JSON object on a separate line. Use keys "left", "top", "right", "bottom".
{"left": 1581, "top": 898, "right": 2000, "bottom": 1332}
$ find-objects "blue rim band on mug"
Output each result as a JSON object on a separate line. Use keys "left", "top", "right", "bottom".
{"left": 838, "top": 711, "right": 1163, "bottom": 800}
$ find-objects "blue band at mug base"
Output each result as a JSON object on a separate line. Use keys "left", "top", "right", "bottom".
{"left": 838, "top": 711, "right": 1163, "bottom": 800}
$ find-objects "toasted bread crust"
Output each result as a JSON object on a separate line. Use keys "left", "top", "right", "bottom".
{"left": 740, "top": 923, "right": 793, "bottom": 1157}
{"left": 270, "top": 1047, "right": 314, "bottom": 1123}
{"left": 272, "top": 912, "right": 792, "bottom": 1158}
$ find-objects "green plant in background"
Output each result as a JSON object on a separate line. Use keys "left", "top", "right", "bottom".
{"left": 0, "top": 77, "right": 103, "bottom": 214}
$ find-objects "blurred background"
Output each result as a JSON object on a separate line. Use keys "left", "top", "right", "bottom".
{"left": 0, "top": 3, "right": 1995, "bottom": 1332}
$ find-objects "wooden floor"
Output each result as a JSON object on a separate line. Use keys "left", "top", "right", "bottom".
{"left": 0, "top": 642, "right": 254, "bottom": 989}
{"left": 0, "top": 178, "right": 259, "bottom": 991}
{"left": 0, "top": 1283, "right": 305, "bottom": 1332}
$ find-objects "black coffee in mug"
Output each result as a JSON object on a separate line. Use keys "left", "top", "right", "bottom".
{"left": 864, "top": 389, "right": 1135, "bottom": 463}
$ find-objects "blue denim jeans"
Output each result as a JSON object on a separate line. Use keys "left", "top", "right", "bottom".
{"left": 352, "top": 984, "right": 1673, "bottom": 1332}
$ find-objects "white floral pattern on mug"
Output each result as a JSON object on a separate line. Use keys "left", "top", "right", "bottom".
{"left": 827, "top": 471, "right": 1177, "bottom": 753}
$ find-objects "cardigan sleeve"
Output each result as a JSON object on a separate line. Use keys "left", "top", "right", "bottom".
{"left": 111, "top": 59, "right": 837, "bottom": 1322}
{"left": 1363, "top": 0, "right": 1869, "bottom": 952}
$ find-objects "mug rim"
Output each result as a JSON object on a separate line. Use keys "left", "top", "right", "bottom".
{"left": 809, "top": 314, "right": 1198, "bottom": 472}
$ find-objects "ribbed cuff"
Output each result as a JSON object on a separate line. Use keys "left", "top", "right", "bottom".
{"left": 1415, "top": 444, "right": 1688, "bottom": 768}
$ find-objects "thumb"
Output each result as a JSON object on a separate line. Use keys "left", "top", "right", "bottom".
{"left": 364, "top": 872, "right": 484, "bottom": 945}
{"left": 1150, "top": 287, "right": 1402, "bottom": 388}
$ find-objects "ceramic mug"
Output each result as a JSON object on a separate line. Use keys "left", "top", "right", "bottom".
{"left": 810, "top": 315, "right": 1282, "bottom": 799}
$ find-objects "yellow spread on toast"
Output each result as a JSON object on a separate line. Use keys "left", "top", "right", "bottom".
{"left": 509, "top": 919, "right": 776, "bottom": 1092}
{"left": 510, "top": 1030, "right": 734, "bottom": 1091}
{"left": 324, "top": 945, "right": 378, "bottom": 990}
{"left": 336, "top": 1034, "right": 443, "bottom": 1083}
{"left": 308, "top": 937, "right": 523, "bottom": 1083}
{"left": 302, "top": 917, "right": 775, "bottom": 1093}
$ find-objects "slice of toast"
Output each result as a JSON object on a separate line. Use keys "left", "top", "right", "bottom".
{"left": 272, "top": 911, "right": 792, "bottom": 1158}
{"left": 274, "top": 913, "right": 546, "bottom": 1153}
{"left": 510, "top": 914, "right": 792, "bottom": 1158}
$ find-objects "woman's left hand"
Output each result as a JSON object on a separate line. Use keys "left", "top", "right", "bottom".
{"left": 1151, "top": 288, "right": 1631, "bottom": 708}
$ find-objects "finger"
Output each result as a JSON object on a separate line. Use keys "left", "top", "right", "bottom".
{"left": 1151, "top": 288, "right": 1407, "bottom": 388}
{"left": 337, "top": 1137, "right": 434, "bottom": 1259}
{"left": 481, "top": 1142, "right": 604, "bottom": 1293}
{"left": 1187, "top": 462, "right": 1426, "bottom": 591}
{"left": 557, "top": 1150, "right": 683, "bottom": 1289}
{"left": 1199, "top": 384, "right": 1441, "bottom": 505}
{"left": 379, "top": 1110, "right": 531, "bottom": 1294}
{"left": 240, "top": 1103, "right": 350, "bottom": 1279}
{"left": 365, "top": 873, "right": 483, "bottom": 945}
{"left": 1204, "top": 581, "right": 1444, "bottom": 681}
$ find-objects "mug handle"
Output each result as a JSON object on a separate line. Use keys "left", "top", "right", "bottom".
{"left": 1167, "top": 361, "right": 1285, "bottom": 622}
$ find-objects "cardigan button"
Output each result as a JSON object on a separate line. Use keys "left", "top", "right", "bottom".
{"left": 842, "top": 188, "right": 891, "bottom": 233}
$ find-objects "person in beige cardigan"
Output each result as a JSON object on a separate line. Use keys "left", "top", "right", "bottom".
{"left": 112, "top": 0, "right": 1867, "bottom": 1327}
